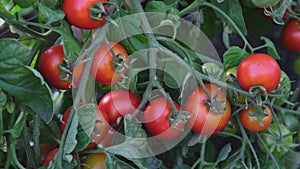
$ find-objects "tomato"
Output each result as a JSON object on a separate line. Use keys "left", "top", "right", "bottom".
{"left": 280, "top": 113, "right": 300, "bottom": 133}
{"left": 237, "top": 53, "right": 281, "bottom": 93}
{"left": 39, "top": 144, "right": 57, "bottom": 163}
{"left": 239, "top": 106, "right": 272, "bottom": 132}
{"left": 100, "top": 128, "right": 117, "bottom": 148}
{"left": 63, "top": 0, "right": 107, "bottom": 29}
{"left": 42, "top": 148, "right": 59, "bottom": 166}
{"left": 38, "top": 45, "right": 71, "bottom": 90}
{"left": 42, "top": 148, "right": 77, "bottom": 166}
{"left": 72, "top": 60, "right": 85, "bottom": 87}
{"left": 82, "top": 153, "right": 106, "bottom": 169}
{"left": 61, "top": 105, "right": 110, "bottom": 149}
{"left": 258, "top": 124, "right": 294, "bottom": 156}
{"left": 143, "top": 97, "right": 184, "bottom": 140}
{"left": 281, "top": 19, "right": 300, "bottom": 52}
{"left": 184, "top": 84, "right": 231, "bottom": 135}
{"left": 250, "top": 0, "right": 280, "bottom": 8}
{"left": 90, "top": 42, "right": 129, "bottom": 84}
{"left": 98, "top": 90, "right": 140, "bottom": 125}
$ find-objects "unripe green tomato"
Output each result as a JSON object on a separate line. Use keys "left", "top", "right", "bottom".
{"left": 250, "top": 0, "right": 280, "bottom": 8}
{"left": 258, "top": 124, "right": 293, "bottom": 156}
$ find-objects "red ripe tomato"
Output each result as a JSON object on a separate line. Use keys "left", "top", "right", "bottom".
{"left": 63, "top": 0, "right": 107, "bottom": 29}
{"left": 42, "top": 148, "right": 58, "bottom": 166}
{"left": 239, "top": 106, "right": 273, "bottom": 132}
{"left": 38, "top": 45, "right": 71, "bottom": 90}
{"left": 61, "top": 105, "right": 110, "bottom": 149}
{"left": 82, "top": 153, "right": 106, "bottom": 169}
{"left": 100, "top": 128, "right": 117, "bottom": 148}
{"left": 184, "top": 84, "right": 231, "bottom": 135}
{"left": 42, "top": 148, "right": 76, "bottom": 166}
{"left": 281, "top": 19, "right": 300, "bottom": 52}
{"left": 90, "top": 42, "right": 129, "bottom": 84}
{"left": 237, "top": 53, "right": 281, "bottom": 93}
{"left": 98, "top": 90, "right": 140, "bottom": 125}
{"left": 72, "top": 60, "right": 85, "bottom": 87}
{"left": 143, "top": 97, "right": 184, "bottom": 140}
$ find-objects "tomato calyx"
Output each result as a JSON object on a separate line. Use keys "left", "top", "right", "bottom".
{"left": 170, "top": 110, "right": 191, "bottom": 130}
{"left": 202, "top": 95, "right": 227, "bottom": 115}
{"left": 248, "top": 105, "right": 271, "bottom": 127}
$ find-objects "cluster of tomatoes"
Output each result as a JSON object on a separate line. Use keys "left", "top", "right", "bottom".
{"left": 34, "top": 0, "right": 300, "bottom": 168}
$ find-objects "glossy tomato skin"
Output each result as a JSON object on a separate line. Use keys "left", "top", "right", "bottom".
{"left": 38, "top": 45, "right": 71, "bottom": 90}
{"left": 90, "top": 42, "right": 129, "bottom": 84}
{"left": 184, "top": 84, "right": 231, "bottom": 135}
{"left": 63, "top": 0, "right": 107, "bottom": 29}
{"left": 143, "top": 97, "right": 184, "bottom": 140}
{"left": 281, "top": 19, "right": 300, "bottom": 52}
{"left": 98, "top": 90, "right": 140, "bottom": 125}
{"left": 82, "top": 153, "right": 106, "bottom": 169}
{"left": 61, "top": 105, "right": 110, "bottom": 149}
{"left": 237, "top": 53, "right": 281, "bottom": 93}
{"left": 239, "top": 106, "right": 272, "bottom": 132}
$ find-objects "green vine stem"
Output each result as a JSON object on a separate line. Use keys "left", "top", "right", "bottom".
{"left": 33, "top": 112, "right": 41, "bottom": 166}
{"left": 179, "top": 0, "right": 254, "bottom": 53}
{"left": 255, "top": 133, "right": 281, "bottom": 169}
{"left": 236, "top": 116, "right": 260, "bottom": 169}
{"left": 21, "top": 124, "right": 37, "bottom": 168}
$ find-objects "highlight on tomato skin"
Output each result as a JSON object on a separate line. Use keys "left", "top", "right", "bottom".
{"left": 239, "top": 105, "right": 273, "bottom": 132}
{"left": 38, "top": 44, "right": 72, "bottom": 90}
{"left": 63, "top": 0, "right": 108, "bottom": 30}
{"left": 184, "top": 84, "right": 231, "bottom": 136}
{"left": 90, "top": 42, "right": 129, "bottom": 85}
{"left": 143, "top": 97, "right": 185, "bottom": 140}
{"left": 281, "top": 19, "right": 300, "bottom": 52}
{"left": 98, "top": 90, "right": 141, "bottom": 126}
{"left": 236, "top": 53, "right": 281, "bottom": 93}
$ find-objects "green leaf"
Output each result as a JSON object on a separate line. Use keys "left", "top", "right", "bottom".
{"left": 106, "top": 115, "right": 162, "bottom": 169}
{"left": 174, "top": 165, "right": 191, "bottom": 169}
{"left": 38, "top": 3, "right": 65, "bottom": 24}
{"left": 163, "top": 60, "right": 188, "bottom": 89}
{"left": 10, "top": 111, "right": 26, "bottom": 138}
{"left": 73, "top": 104, "right": 96, "bottom": 152}
{"left": 64, "top": 109, "right": 78, "bottom": 154}
{"left": 217, "top": 143, "right": 231, "bottom": 162}
{"left": 0, "top": 91, "right": 7, "bottom": 107}
{"left": 212, "top": 0, "right": 247, "bottom": 35}
{"left": 107, "top": 10, "right": 144, "bottom": 53}
{"left": 0, "top": 66, "right": 54, "bottom": 123}
{"left": 0, "top": 1, "right": 14, "bottom": 20}
{"left": 282, "top": 151, "right": 300, "bottom": 169}
{"left": 260, "top": 37, "right": 281, "bottom": 60}
{"left": 106, "top": 153, "right": 135, "bottom": 169}
{"left": 0, "top": 39, "right": 31, "bottom": 69}
{"left": 223, "top": 46, "right": 249, "bottom": 71}
{"left": 13, "top": 0, "right": 36, "bottom": 8}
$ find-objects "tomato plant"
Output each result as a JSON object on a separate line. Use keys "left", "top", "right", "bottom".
{"left": 38, "top": 45, "right": 71, "bottom": 90}
{"left": 258, "top": 124, "right": 294, "bottom": 156}
{"left": 281, "top": 19, "right": 300, "bottom": 52}
{"left": 63, "top": 0, "right": 107, "bottom": 30}
{"left": 143, "top": 97, "right": 184, "bottom": 140}
{"left": 90, "top": 42, "right": 129, "bottom": 84}
{"left": 98, "top": 90, "right": 140, "bottom": 125}
{"left": 82, "top": 153, "right": 106, "bottom": 169}
{"left": 250, "top": 0, "right": 280, "bottom": 8}
{"left": 61, "top": 105, "right": 110, "bottom": 149}
{"left": 237, "top": 53, "right": 281, "bottom": 93}
{"left": 184, "top": 84, "right": 231, "bottom": 135}
{"left": 239, "top": 105, "right": 273, "bottom": 132}
{"left": 1, "top": 0, "right": 300, "bottom": 168}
